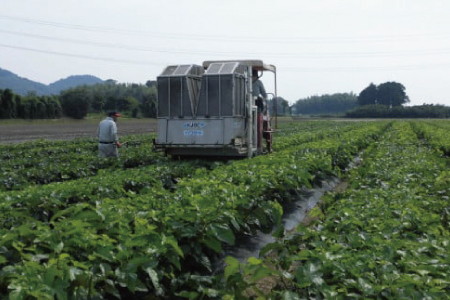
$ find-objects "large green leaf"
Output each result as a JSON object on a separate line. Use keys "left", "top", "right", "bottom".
{"left": 224, "top": 256, "right": 240, "bottom": 280}
{"left": 145, "top": 267, "right": 163, "bottom": 295}
{"left": 209, "top": 223, "right": 235, "bottom": 245}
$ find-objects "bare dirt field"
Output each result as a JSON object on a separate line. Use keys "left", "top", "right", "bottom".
{"left": 0, "top": 118, "right": 158, "bottom": 144}
{"left": 0, "top": 116, "right": 323, "bottom": 145}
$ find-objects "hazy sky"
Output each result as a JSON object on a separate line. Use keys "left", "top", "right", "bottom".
{"left": 1, "top": 0, "right": 450, "bottom": 106}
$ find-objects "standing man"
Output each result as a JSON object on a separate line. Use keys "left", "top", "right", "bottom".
{"left": 98, "top": 111, "right": 122, "bottom": 157}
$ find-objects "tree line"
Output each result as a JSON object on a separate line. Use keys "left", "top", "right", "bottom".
{"left": 0, "top": 89, "right": 62, "bottom": 119}
{"left": 59, "top": 80, "right": 157, "bottom": 119}
{"left": 0, "top": 81, "right": 158, "bottom": 120}
{"left": 347, "top": 82, "right": 450, "bottom": 118}
{"left": 286, "top": 82, "right": 412, "bottom": 117}
{"left": 3, "top": 79, "right": 448, "bottom": 120}
{"left": 346, "top": 104, "right": 450, "bottom": 118}
{"left": 291, "top": 93, "right": 358, "bottom": 116}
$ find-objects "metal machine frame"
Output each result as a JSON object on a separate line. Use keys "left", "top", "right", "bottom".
{"left": 153, "top": 60, "right": 277, "bottom": 158}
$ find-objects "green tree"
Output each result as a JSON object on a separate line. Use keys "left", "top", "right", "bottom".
{"left": 145, "top": 80, "right": 157, "bottom": 88}
{"left": 267, "top": 97, "right": 290, "bottom": 116}
{"left": 357, "top": 83, "right": 377, "bottom": 106}
{"left": 41, "top": 96, "right": 62, "bottom": 119}
{"left": 279, "top": 97, "right": 290, "bottom": 115}
{"left": 377, "top": 82, "right": 409, "bottom": 107}
{"left": 91, "top": 90, "right": 106, "bottom": 113}
{"left": 0, "top": 89, "right": 17, "bottom": 119}
{"left": 116, "top": 96, "right": 139, "bottom": 112}
{"left": 140, "top": 92, "right": 157, "bottom": 118}
{"left": 60, "top": 87, "right": 90, "bottom": 119}
{"left": 126, "top": 96, "right": 141, "bottom": 118}
{"left": 21, "top": 96, "right": 38, "bottom": 119}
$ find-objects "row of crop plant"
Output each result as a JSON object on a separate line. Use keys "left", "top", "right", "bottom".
{"left": 0, "top": 134, "right": 162, "bottom": 191}
{"left": 0, "top": 121, "right": 390, "bottom": 299}
{"left": 273, "top": 120, "right": 360, "bottom": 151}
{"left": 410, "top": 120, "right": 450, "bottom": 156}
{"left": 0, "top": 159, "right": 221, "bottom": 222}
{"left": 222, "top": 121, "right": 450, "bottom": 299}
{"left": 0, "top": 121, "right": 364, "bottom": 192}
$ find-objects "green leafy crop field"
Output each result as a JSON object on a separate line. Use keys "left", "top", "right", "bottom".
{"left": 0, "top": 120, "right": 449, "bottom": 299}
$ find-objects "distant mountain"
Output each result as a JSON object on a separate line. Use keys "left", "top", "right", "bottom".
{"left": 0, "top": 67, "right": 103, "bottom": 96}
{"left": 48, "top": 75, "right": 104, "bottom": 94}
{"left": 0, "top": 68, "right": 49, "bottom": 95}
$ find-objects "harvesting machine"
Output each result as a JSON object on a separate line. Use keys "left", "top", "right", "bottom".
{"left": 153, "top": 60, "right": 277, "bottom": 158}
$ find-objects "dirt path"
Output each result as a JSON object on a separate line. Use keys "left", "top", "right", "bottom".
{"left": 0, "top": 118, "right": 158, "bottom": 144}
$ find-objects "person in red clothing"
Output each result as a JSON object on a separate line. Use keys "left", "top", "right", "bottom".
{"left": 97, "top": 111, "right": 122, "bottom": 157}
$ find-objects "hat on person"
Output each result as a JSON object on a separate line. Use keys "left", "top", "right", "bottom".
{"left": 108, "top": 111, "right": 121, "bottom": 117}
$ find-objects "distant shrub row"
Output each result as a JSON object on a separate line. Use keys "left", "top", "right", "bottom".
{"left": 345, "top": 104, "right": 450, "bottom": 118}
{"left": 0, "top": 89, "right": 62, "bottom": 119}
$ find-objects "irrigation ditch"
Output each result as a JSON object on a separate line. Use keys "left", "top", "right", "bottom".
{"left": 211, "top": 152, "right": 364, "bottom": 275}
